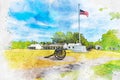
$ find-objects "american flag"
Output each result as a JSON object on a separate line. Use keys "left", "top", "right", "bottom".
{"left": 80, "top": 9, "right": 89, "bottom": 17}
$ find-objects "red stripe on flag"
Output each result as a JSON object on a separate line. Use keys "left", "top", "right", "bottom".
{"left": 80, "top": 9, "right": 89, "bottom": 17}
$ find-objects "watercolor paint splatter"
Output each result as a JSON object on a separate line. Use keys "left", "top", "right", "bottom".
{"left": 0, "top": 0, "right": 120, "bottom": 80}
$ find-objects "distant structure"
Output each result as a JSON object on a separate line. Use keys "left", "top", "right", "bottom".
{"left": 28, "top": 43, "right": 87, "bottom": 52}
{"left": 95, "top": 45, "right": 102, "bottom": 50}
{"left": 43, "top": 44, "right": 63, "bottom": 49}
{"left": 109, "top": 46, "right": 118, "bottom": 51}
{"left": 70, "top": 43, "right": 87, "bottom": 52}
{"left": 63, "top": 43, "right": 87, "bottom": 52}
{"left": 28, "top": 44, "right": 43, "bottom": 49}
{"left": 63, "top": 43, "right": 75, "bottom": 50}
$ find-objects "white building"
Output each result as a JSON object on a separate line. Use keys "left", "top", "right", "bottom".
{"left": 28, "top": 44, "right": 43, "bottom": 50}
{"left": 63, "top": 43, "right": 75, "bottom": 50}
{"left": 95, "top": 45, "right": 102, "bottom": 50}
{"left": 63, "top": 43, "right": 87, "bottom": 52}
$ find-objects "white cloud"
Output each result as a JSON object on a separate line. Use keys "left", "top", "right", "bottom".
{"left": 10, "top": 0, "right": 30, "bottom": 12}
{"left": 89, "top": 0, "right": 120, "bottom": 12}
{"left": 71, "top": 22, "right": 78, "bottom": 29}
{"left": 48, "top": 0, "right": 55, "bottom": 4}
{"left": 27, "top": 18, "right": 55, "bottom": 27}
{"left": 87, "top": 34, "right": 102, "bottom": 42}
{"left": 37, "top": 21, "right": 55, "bottom": 27}
{"left": 70, "top": 19, "right": 96, "bottom": 30}
{"left": 9, "top": 17, "right": 53, "bottom": 41}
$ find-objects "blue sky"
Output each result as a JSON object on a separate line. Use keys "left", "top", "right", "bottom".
{"left": 8, "top": 0, "right": 120, "bottom": 42}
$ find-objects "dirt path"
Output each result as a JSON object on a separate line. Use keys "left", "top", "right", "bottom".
{"left": 79, "top": 57, "right": 120, "bottom": 67}
{"left": 10, "top": 57, "right": 120, "bottom": 80}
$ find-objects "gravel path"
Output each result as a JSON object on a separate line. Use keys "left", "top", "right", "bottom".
{"left": 11, "top": 57, "right": 120, "bottom": 80}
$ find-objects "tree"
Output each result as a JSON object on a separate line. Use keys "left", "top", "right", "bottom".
{"left": 65, "top": 32, "right": 74, "bottom": 43}
{"left": 11, "top": 41, "right": 25, "bottom": 49}
{"left": 80, "top": 34, "right": 89, "bottom": 48}
{"left": 31, "top": 40, "right": 38, "bottom": 44}
{"left": 73, "top": 32, "right": 79, "bottom": 43}
{"left": 51, "top": 31, "right": 90, "bottom": 47}
{"left": 101, "top": 30, "right": 120, "bottom": 50}
{"left": 46, "top": 42, "right": 52, "bottom": 45}
{"left": 40, "top": 42, "right": 46, "bottom": 45}
{"left": 11, "top": 40, "right": 34, "bottom": 49}
{"left": 24, "top": 41, "right": 31, "bottom": 48}
{"left": 51, "top": 32, "right": 65, "bottom": 43}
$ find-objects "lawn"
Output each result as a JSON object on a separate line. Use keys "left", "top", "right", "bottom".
{"left": 93, "top": 60, "right": 120, "bottom": 79}
{"left": 4, "top": 49, "right": 120, "bottom": 80}
{"left": 5, "top": 49, "right": 82, "bottom": 69}
{"left": 5, "top": 49, "right": 120, "bottom": 69}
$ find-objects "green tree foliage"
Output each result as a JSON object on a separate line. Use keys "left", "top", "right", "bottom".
{"left": 101, "top": 30, "right": 120, "bottom": 50}
{"left": 80, "top": 34, "right": 89, "bottom": 46}
{"left": 40, "top": 42, "right": 52, "bottom": 45}
{"left": 73, "top": 32, "right": 79, "bottom": 43}
{"left": 51, "top": 31, "right": 90, "bottom": 47}
{"left": 65, "top": 32, "right": 74, "bottom": 43}
{"left": 109, "top": 12, "right": 120, "bottom": 20}
{"left": 11, "top": 41, "right": 34, "bottom": 49}
{"left": 11, "top": 40, "right": 52, "bottom": 49}
{"left": 31, "top": 40, "right": 38, "bottom": 44}
{"left": 52, "top": 32, "right": 66, "bottom": 43}
{"left": 94, "top": 39, "right": 101, "bottom": 45}
{"left": 46, "top": 42, "right": 52, "bottom": 45}
{"left": 40, "top": 42, "right": 46, "bottom": 45}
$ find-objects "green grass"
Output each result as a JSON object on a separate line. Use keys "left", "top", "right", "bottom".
{"left": 93, "top": 60, "right": 120, "bottom": 76}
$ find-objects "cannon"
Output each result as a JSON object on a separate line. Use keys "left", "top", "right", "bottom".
{"left": 44, "top": 43, "right": 87, "bottom": 60}
{"left": 44, "top": 48, "right": 66, "bottom": 60}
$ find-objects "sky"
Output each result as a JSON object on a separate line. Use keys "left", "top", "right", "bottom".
{"left": 6, "top": 0, "right": 120, "bottom": 42}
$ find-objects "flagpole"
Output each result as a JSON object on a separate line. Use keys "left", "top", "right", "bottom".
{"left": 78, "top": 3, "right": 80, "bottom": 44}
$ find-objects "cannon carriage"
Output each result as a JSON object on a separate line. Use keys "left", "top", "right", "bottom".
{"left": 44, "top": 47, "right": 66, "bottom": 60}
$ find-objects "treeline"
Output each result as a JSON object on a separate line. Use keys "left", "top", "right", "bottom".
{"left": 11, "top": 30, "right": 120, "bottom": 51}
{"left": 51, "top": 32, "right": 95, "bottom": 49}
{"left": 11, "top": 41, "right": 52, "bottom": 49}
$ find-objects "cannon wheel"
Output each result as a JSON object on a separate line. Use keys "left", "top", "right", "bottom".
{"left": 54, "top": 48, "right": 66, "bottom": 60}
